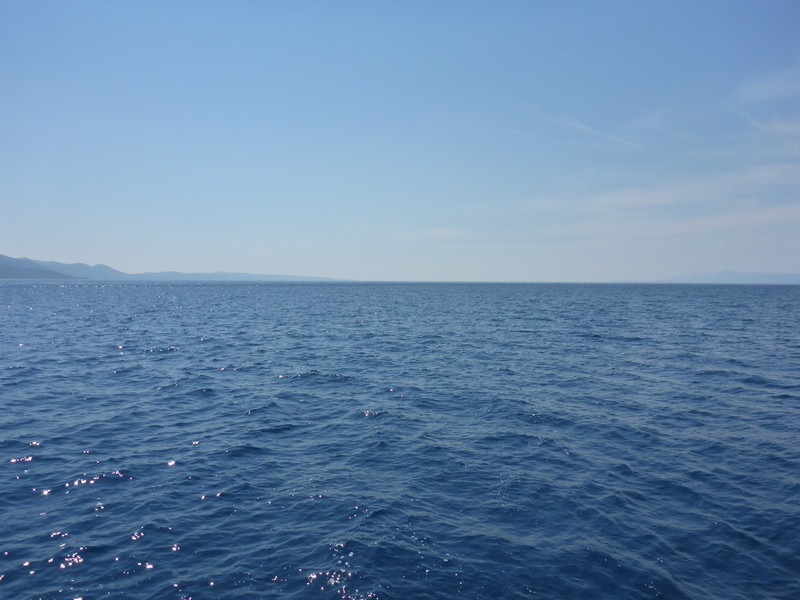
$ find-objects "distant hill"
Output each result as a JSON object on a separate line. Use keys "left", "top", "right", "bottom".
{"left": 0, "top": 254, "right": 81, "bottom": 279}
{"left": 125, "top": 271, "right": 335, "bottom": 282}
{"left": 659, "top": 271, "right": 800, "bottom": 284}
{"left": 0, "top": 254, "right": 336, "bottom": 282}
{"left": 31, "top": 259, "right": 130, "bottom": 280}
{"left": 3, "top": 254, "right": 798, "bottom": 284}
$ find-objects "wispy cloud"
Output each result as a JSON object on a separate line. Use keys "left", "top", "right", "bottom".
{"left": 735, "top": 61, "right": 800, "bottom": 104}
{"left": 494, "top": 156, "right": 799, "bottom": 257}
{"left": 623, "top": 112, "right": 699, "bottom": 142}
{"left": 552, "top": 116, "right": 644, "bottom": 151}
{"left": 764, "top": 117, "right": 800, "bottom": 137}
{"left": 732, "top": 108, "right": 800, "bottom": 153}
{"left": 545, "top": 198, "right": 800, "bottom": 242}
{"left": 731, "top": 61, "right": 800, "bottom": 154}
{"left": 583, "top": 163, "right": 800, "bottom": 212}
{"left": 394, "top": 227, "right": 469, "bottom": 242}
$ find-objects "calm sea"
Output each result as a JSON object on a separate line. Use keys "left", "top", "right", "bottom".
{"left": 1, "top": 282, "right": 798, "bottom": 600}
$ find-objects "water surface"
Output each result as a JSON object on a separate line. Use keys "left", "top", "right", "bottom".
{"left": 1, "top": 282, "right": 798, "bottom": 599}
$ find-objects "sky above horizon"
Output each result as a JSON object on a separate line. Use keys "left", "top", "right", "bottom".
{"left": 2, "top": 1, "right": 800, "bottom": 281}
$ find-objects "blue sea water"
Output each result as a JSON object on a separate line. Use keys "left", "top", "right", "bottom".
{"left": 1, "top": 282, "right": 798, "bottom": 600}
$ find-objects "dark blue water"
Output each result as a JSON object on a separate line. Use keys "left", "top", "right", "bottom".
{"left": 1, "top": 282, "right": 798, "bottom": 599}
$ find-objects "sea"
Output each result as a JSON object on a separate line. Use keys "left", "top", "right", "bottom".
{"left": 1, "top": 282, "right": 798, "bottom": 600}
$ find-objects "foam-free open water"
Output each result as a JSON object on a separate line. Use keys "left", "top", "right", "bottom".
{"left": 1, "top": 282, "right": 798, "bottom": 599}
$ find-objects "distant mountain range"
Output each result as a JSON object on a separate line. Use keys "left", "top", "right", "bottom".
{"left": 0, "top": 254, "right": 336, "bottom": 282}
{"left": 657, "top": 271, "right": 800, "bottom": 284}
{"left": 1, "top": 253, "right": 799, "bottom": 283}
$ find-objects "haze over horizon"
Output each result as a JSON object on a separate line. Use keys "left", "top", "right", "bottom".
{"left": 3, "top": 2, "right": 800, "bottom": 282}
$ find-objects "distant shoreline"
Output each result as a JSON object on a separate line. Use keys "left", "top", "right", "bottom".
{"left": 2, "top": 254, "right": 799, "bottom": 284}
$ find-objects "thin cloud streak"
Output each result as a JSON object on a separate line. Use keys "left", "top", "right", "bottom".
{"left": 552, "top": 116, "right": 644, "bottom": 151}
{"left": 583, "top": 162, "right": 800, "bottom": 212}
{"left": 735, "top": 60, "right": 800, "bottom": 104}
{"left": 732, "top": 107, "right": 800, "bottom": 153}
{"left": 545, "top": 202, "right": 800, "bottom": 241}
{"left": 622, "top": 112, "right": 699, "bottom": 142}
{"left": 764, "top": 117, "right": 800, "bottom": 137}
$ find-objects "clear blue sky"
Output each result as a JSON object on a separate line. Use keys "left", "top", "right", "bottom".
{"left": 2, "top": 1, "right": 799, "bottom": 281}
